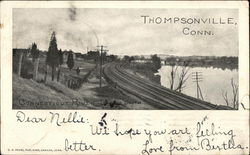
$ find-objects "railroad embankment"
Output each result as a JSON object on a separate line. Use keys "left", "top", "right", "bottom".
{"left": 13, "top": 61, "right": 148, "bottom": 109}
{"left": 123, "top": 62, "right": 161, "bottom": 84}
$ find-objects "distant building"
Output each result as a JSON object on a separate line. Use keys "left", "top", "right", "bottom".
{"left": 63, "top": 50, "right": 75, "bottom": 61}
{"left": 87, "top": 50, "right": 100, "bottom": 60}
{"left": 75, "top": 52, "right": 82, "bottom": 58}
{"left": 13, "top": 48, "right": 30, "bottom": 57}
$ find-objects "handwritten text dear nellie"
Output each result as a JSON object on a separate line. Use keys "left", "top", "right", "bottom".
{"left": 15, "top": 111, "right": 248, "bottom": 154}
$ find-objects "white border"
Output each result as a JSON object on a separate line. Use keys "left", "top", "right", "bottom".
{"left": 1, "top": 1, "right": 249, "bottom": 155}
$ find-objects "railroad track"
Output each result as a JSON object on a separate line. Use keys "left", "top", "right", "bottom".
{"left": 103, "top": 63, "right": 226, "bottom": 110}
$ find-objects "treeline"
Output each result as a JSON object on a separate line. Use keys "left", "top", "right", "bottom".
{"left": 164, "top": 56, "right": 238, "bottom": 70}
{"left": 73, "top": 51, "right": 119, "bottom": 63}
{"left": 13, "top": 31, "right": 76, "bottom": 81}
{"left": 122, "top": 54, "right": 161, "bottom": 72}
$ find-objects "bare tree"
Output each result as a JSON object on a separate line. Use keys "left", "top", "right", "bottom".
{"left": 222, "top": 90, "right": 229, "bottom": 107}
{"left": 175, "top": 62, "right": 190, "bottom": 93}
{"left": 168, "top": 64, "right": 178, "bottom": 90}
{"left": 17, "top": 51, "right": 23, "bottom": 76}
{"left": 222, "top": 78, "right": 238, "bottom": 109}
{"left": 231, "top": 78, "right": 238, "bottom": 109}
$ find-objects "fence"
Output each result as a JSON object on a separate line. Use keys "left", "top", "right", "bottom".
{"left": 62, "top": 70, "right": 93, "bottom": 90}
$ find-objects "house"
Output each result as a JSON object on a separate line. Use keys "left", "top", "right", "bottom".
{"left": 87, "top": 50, "right": 100, "bottom": 60}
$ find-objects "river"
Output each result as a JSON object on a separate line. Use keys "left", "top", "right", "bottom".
{"left": 158, "top": 65, "right": 238, "bottom": 107}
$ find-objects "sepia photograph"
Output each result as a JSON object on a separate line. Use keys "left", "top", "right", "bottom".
{"left": 1, "top": 1, "right": 249, "bottom": 155}
{"left": 12, "top": 8, "right": 238, "bottom": 110}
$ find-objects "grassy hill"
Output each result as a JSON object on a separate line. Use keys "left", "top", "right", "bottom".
{"left": 13, "top": 52, "right": 156, "bottom": 110}
{"left": 13, "top": 73, "right": 96, "bottom": 109}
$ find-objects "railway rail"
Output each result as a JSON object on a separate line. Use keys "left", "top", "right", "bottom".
{"left": 103, "top": 63, "right": 230, "bottom": 110}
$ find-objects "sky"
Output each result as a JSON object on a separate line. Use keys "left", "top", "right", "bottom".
{"left": 13, "top": 8, "right": 238, "bottom": 56}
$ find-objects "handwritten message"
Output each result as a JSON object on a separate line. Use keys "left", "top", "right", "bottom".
{"left": 14, "top": 111, "right": 248, "bottom": 154}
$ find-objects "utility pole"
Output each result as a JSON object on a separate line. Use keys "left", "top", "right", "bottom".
{"left": 97, "top": 45, "right": 108, "bottom": 88}
{"left": 192, "top": 72, "right": 203, "bottom": 100}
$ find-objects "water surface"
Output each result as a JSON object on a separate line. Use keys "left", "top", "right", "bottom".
{"left": 158, "top": 66, "right": 238, "bottom": 107}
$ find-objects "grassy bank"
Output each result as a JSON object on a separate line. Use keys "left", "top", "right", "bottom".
{"left": 13, "top": 73, "right": 95, "bottom": 109}
{"left": 13, "top": 60, "right": 153, "bottom": 109}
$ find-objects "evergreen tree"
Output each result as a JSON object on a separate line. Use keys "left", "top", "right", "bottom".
{"left": 57, "top": 49, "right": 63, "bottom": 81}
{"left": 45, "top": 31, "right": 60, "bottom": 81}
{"left": 31, "top": 43, "right": 39, "bottom": 62}
{"left": 31, "top": 43, "right": 40, "bottom": 80}
{"left": 58, "top": 49, "right": 63, "bottom": 65}
{"left": 67, "top": 51, "right": 74, "bottom": 70}
{"left": 151, "top": 54, "right": 161, "bottom": 71}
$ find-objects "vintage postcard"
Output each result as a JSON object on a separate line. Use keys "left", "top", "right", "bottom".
{"left": 1, "top": 1, "right": 249, "bottom": 155}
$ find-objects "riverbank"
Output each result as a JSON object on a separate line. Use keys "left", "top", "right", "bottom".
{"left": 164, "top": 56, "right": 238, "bottom": 70}
{"left": 123, "top": 62, "right": 161, "bottom": 84}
